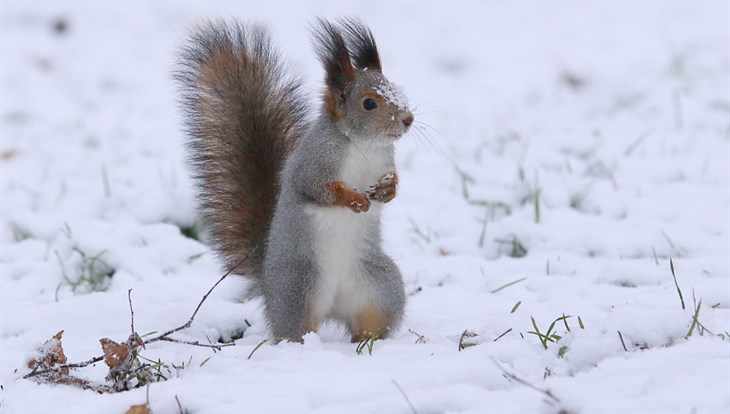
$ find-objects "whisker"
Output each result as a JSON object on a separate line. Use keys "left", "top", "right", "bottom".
{"left": 417, "top": 121, "right": 451, "bottom": 158}
{"left": 415, "top": 128, "right": 437, "bottom": 163}
{"left": 410, "top": 123, "right": 450, "bottom": 165}
{"left": 415, "top": 123, "right": 448, "bottom": 157}
{"left": 411, "top": 125, "right": 441, "bottom": 163}
{"left": 415, "top": 120, "right": 450, "bottom": 142}
{"left": 413, "top": 110, "right": 451, "bottom": 116}
{"left": 411, "top": 94, "right": 450, "bottom": 112}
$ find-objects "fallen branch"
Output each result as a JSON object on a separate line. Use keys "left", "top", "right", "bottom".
{"left": 128, "top": 289, "right": 136, "bottom": 337}
{"left": 155, "top": 336, "right": 232, "bottom": 350}
{"left": 392, "top": 379, "right": 418, "bottom": 414}
{"left": 22, "top": 252, "right": 249, "bottom": 384}
{"left": 24, "top": 355, "right": 104, "bottom": 380}
{"left": 144, "top": 257, "right": 244, "bottom": 347}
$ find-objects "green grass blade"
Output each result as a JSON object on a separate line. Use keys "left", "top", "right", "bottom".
{"left": 491, "top": 277, "right": 527, "bottom": 294}
{"left": 670, "top": 258, "right": 685, "bottom": 310}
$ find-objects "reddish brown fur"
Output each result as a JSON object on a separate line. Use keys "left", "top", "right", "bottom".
{"left": 326, "top": 181, "right": 371, "bottom": 213}
{"left": 324, "top": 90, "right": 342, "bottom": 121}
{"left": 305, "top": 305, "right": 320, "bottom": 334}
{"left": 366, "top": 172, "right": 398, "bottom": 203}
{"left": 350, "top": 305, "right": 388, "bottom": 343}
{"left": 177, "top": 21, "right": 307, "bottom": 277}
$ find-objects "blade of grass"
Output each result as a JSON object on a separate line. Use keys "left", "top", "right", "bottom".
{"left": 686, "top": 299, "right": 702, "bottom": 338}
{"left": 670, "top": 258, "right": 685, "bottom": 310}
{"left": 561, "top": 313, "right": 571, "bottom": 332}
{"left": 529, "top": 317, "right": 547, "bottom": 349}
{"left": 247, "top": 338, "right": 273, "bottom": 359}
{"left": 491, "top": 277, "right": 527, "bottom": 294}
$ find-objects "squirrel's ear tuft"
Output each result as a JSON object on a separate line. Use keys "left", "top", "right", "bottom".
{"left": 339, "top": 17, "right": 381, "bottom": 72}
{"left": 311, "top": 18, "right": 355, "bottom": 94}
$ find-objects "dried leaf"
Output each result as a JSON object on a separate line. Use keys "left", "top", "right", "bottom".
{"left": 133, "top": 332, "right": 145, "bottom": 349}
{"left": 102, "top": 335, "right": 151, "bottom": 391}
{"left": 125, "top": 404, "right": 152, "bottom": 414}
{"left": 1, "top": 149, "right": 17, "bottom": 161}
{"left": 25, "top": 330, "right": 91, "bottom": 387}
{"left": 28, "top": 330, "right": 68, "bottom": 372}
{"left": 100, "top": 338, "right": 129, "bottom": 369}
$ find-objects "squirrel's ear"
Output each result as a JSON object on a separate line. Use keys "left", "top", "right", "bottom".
{"left": 339, "top": 17, "right": 382, "bottom": 72}
{"left": 311, "top": 18, "right": 355, "bottom": 95}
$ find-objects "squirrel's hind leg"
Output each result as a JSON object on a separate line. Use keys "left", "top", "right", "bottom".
{"left": 264, "top": 291, "right": 320, "bottom": 343}
{"left": 262, "top": 259, "right": 320, "bottom": 342}
{"left": 349, "top": 305, "right": 390, "bottom": 343}
{"left": 348, "top": 254, "right": 405, "bottom": 343}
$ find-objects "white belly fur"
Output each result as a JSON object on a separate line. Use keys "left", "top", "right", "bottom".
{"left": 306, "top": 141, "right": 392, "bottom": 320}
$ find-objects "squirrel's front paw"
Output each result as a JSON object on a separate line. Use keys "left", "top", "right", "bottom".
{"left": 347, "top": 191, "right": 371, "bottom": 213}
{"left": 366, "top": 172, "right": 398, "bottom": 203}
{"left": 327, "top": 181, "right": 371, "bottom": 213}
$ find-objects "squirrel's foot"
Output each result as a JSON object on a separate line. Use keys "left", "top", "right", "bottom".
{"left": 350, "top": 305, "right": 390, "bottom": 343}
{"left": 327, "top": 181, "right": 371, "bottom": 213}
{"left": 366, "top": 172, "right": 398, "bottom": 203}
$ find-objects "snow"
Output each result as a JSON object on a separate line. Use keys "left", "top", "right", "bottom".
{"left": 2, "top": 0, "right": 729, "bottom": 413}
{"left": 375, "top": 79, "right": 409, "bottom": 111}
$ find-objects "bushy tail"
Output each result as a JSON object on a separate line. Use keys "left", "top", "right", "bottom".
{"left": 175, "top": 20, "right": 308, "bottom": 278}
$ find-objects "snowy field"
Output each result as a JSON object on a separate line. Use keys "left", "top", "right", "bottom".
{"left": 2, "top": 0, "right": 729, "bottom": 413}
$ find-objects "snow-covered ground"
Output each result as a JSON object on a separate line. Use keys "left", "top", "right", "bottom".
{"left": 2, "top": 1, "right": 729, "bottom": 413}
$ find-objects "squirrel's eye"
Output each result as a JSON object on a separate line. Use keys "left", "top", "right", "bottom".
{"left": 362, "top": 98, "right": 377, "bottom": 111}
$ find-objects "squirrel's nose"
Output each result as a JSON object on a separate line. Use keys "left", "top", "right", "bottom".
{"left": 400, "top": 111, "right": 414, "bottom": 128}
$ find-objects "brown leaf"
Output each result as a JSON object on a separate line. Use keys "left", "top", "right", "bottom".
{"left": 125, "top": 404, "right": 152, "bottom": 414}
{"left": 100, "top": 338, "right": 129, "bottom": 369}
{"left": 133, "top": 332, "right": 145, "bottom": 349}
{"left": 1, "top": 149, "right": 17, "bottom": 161}
{"left": 27, "top": 330, "right": 68, "bottom": 371}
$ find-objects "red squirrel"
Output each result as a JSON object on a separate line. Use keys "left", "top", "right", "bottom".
{"left": 176, "top": 18, "right": 413, "bottom": 342}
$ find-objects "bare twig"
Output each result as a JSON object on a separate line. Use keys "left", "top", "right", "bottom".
{"left": 617, "top": 330, "right": 628, "bottom": 352}
{"left": 493, "top": 328, "right": 512, "bottom": 342}
{"left": 175, "top": 395, "right": 184, "bottom": 414}
{"left": 145, "top": 253, "right": 250, "bottom": 346}
{"left": 392, "top": 380, "right": 418, "bottom": 414}
{"left": 156, "top": 336, "right": 234, "bottom": 351}
{"left": 491, "top": 358, "right": 560, "bottom": 403}
{"left": 408, "top": 329, "right": 426, "bottom": 344}
{"left": 23, "top": 252, "right": 251, "bottom": 381}
{"left": 23, "top": 356, "right": 104, "bottom": 379}
{"left": 128, "top": 289, "right": 136, "bottom": 336}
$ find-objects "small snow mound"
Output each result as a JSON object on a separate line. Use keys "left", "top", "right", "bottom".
{"left": 302, "top": 332, "right": 322, "bottom": 348}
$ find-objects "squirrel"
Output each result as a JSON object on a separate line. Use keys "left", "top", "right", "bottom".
{"left": 176, "top": 18, "right": 414, "bottom": 343}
